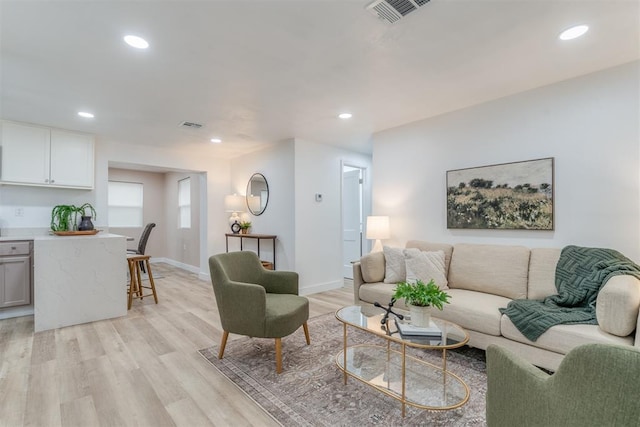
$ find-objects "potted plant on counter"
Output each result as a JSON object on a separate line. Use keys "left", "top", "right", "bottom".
{"left": 50, "top": 203, "right": 97, "bottom": 232}
{"left": 51, "top": 205, "right": 81, "bottom": 231}
{"left": 393, "top": 279, "right": 451, "bottom": 327}
{"left": 239, "top": 221, "right": 252, "bottom": 234}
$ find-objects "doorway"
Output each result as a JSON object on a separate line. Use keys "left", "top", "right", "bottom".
{"left": 107, "top": 163, "right": 207, "bottom": 274}
{"left": 342, "top": 164, "right": 366, "bottom": 279}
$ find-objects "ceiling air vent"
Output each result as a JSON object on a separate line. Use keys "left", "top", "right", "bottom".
{"left": 179, "top": 121, "right": 203, "bottom": 129}
{"left": 366, "top": 0, "right": 431, "bottom": 24}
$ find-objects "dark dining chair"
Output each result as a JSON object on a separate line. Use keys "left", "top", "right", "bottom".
{"left": 127, "top": 222, "right": 156, "bottom": 272}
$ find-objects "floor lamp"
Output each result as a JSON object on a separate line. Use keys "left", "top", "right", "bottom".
{"left": 366, "top": 216, "right": 390, "bottom": 253}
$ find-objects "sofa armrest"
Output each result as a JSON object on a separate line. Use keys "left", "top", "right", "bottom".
{"left": 353, "top": 262, "right": 365, "bottom": 304}
{"left": 596, "top": 274, "right": 640, "bottom": 338}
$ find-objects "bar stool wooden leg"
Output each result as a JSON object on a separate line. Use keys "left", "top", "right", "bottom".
{"left": 134, "top": 260, "right": 144, "bottom": 300}
{"left": 144, "top": 258, "right": 158, "bottom": 304}
{"left": 127, "top": 259, "right": 136, "bottom": 310}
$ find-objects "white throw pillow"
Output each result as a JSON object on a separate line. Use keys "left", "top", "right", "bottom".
{"left": 383, "top": 246, "right": 406, "bottom": 283}
{"left": 404, "top": 249, "right": 448, "bottom": 290}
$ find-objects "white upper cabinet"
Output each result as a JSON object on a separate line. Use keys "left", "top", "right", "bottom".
{"left": 50, "top": 130, "right": 94, "bottom": 188}
{"left": 0, "top": 122, "right": 50, "bottom": 185}
{"left": 0, "top": 121, "right": 94, "bottom": 189}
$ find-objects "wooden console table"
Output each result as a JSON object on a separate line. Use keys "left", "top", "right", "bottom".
{"left": 225, "top": 233, "right": 277, "bottom": 269}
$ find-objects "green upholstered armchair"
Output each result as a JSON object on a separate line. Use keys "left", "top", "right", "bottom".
{"left": 208, "top": 251, "right": 310, "bottom": 373}
{"left": 486, "top": 343, "right": 640, "bottom": 427}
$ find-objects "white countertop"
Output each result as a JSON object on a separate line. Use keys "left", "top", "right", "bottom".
{"left": 0, "top": 232, "right": 126, "bottom": 241}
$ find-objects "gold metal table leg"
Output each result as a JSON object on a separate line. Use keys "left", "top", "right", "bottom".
{"left": 401, "top": 343, "right": 406, "bottom": 417}
{"left": 343, "top": 323, "right": 348, "bottom": 385}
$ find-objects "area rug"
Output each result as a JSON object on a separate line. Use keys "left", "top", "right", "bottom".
{"left": 199, "top": 313, "right": 487, "bottom": 426}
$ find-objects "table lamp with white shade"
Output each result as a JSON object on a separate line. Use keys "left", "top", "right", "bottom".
{"left": 224, "top": 194, "right": 246, "bottom": 233}
{"left": 366, "top": 216, "right": 390, "bottom": 253}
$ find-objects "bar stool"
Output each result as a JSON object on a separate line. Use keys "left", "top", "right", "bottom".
{"left": 127, "top": 254, "right": 158, "bottom": 309}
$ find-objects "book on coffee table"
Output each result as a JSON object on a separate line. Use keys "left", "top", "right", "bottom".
{"left": 395, "top": 317, "right": 442, "bottom": 338}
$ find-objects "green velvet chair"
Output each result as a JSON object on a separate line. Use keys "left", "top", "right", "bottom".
{"left": 208, "top": 251, "right": 310, "bottom": 373}
{"left": 486, "top": 343, "right": 640, "bottom": 426}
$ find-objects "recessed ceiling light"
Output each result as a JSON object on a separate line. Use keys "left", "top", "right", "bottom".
{"left": 124, "top": 35, "right": 149, "bottom": 49}
{"left": 559, "top": 25, "right": 589, "bottom": 41}
{"left": 77, "top": 111, "right": 94, "bottom": 118}
{"left": 210, "top": 138, "right": 222, "bottom": 143}
{"left": 338, "top": 113, "right": 353, "bottom": 119}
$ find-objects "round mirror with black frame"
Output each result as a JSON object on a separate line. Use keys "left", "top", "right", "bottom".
{"left": 246, "top": 173, "right": 269, "bottom": 216}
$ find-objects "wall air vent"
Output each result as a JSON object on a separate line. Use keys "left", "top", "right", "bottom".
{"left": 179, "top": 121, "right": 203, "bottom": 129}
{"left": 366, "top": 0, "right": 431, "bottom": 24}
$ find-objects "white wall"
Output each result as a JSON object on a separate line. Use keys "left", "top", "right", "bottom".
{"left": 294, "top": 139, "right": 372, "bottom": 294}
{"left": 0, "top": 185, "right": 97, "bottom": 231}
{"left": 165, "top": 171, "right": 202, "bottom": 268}
{"left": 372, "top": 61, "right": 640, "bottom": 261}
{"left": 229, "top": 139, "right": 372, "bottom": 294}
{"left": 229, "top": 141, "right": 296, "bottom": 270}
{"left": 108, "top": 168, "right": 167, "bottom": 258}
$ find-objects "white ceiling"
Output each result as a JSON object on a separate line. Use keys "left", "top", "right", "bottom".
{"left": 1, "top": 0, "right": 638, "bottom": 158}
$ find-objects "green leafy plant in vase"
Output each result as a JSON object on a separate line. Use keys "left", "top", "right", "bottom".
{"left": 51, "top": 205, "right": 78, "bottom": 231}
{"left": 51, "top": 203, "right": 97, "bottom": 232}
{"left": 393, "top": 279, "right": 451, "bottom": 327}
{"left": 239, "top": 221, "right": 252, "bottom": 234}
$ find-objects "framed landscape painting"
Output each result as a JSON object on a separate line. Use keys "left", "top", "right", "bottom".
{"left": 446, "top": 157, "right": 554, "bottom": 230}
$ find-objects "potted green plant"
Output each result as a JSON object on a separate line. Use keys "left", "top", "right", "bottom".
{"left": 51, "top": 203, "right": 98, "bottom": 232}
{"left": 393, "top": 279, "right": 451, "bottom": 327}
{"left": 239, "top": 221, "right": 252, "bottom": 234}
{"left": 51, "top": 205, "right": 78, "bottom": 231}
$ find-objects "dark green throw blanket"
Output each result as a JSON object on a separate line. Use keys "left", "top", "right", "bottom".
{"left": 500, "top": 245, "right": 640, "bottom": 342}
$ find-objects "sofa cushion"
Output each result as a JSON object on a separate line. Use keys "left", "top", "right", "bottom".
{"left": 596, "top": 275, "right": 640, "bottom": 337}
{"left": 448, "top": 244, "right": 530, "bottom": 300}
{"left": 405, "top": 241, "right": 454, "bottom": 276}
{"left": 528, "top": 248, "right": 561, "bottom": 300}
{"left": 435, "top": 289, "right": 511, "bottom": 336}
{"left": 501, "top": 315, "right": 633, "bottom": 355}
{"left": 404, "top": 249, "right": 448, "bottom": 289}
{"left": 360, "top": 251, "right": 385, "bottom": 283}
{"left": 358, "top": 282, "right": 399, "bottom": 307}
{"left": 383, "top": 246, "right": 406, "bottom": 283}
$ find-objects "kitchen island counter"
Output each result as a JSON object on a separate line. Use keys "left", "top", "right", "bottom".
{"left": 32, "top": 233, "right": 127, "bottom": 332}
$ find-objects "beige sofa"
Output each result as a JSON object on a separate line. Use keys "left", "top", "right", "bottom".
{"left": 353, "top": 241, "right": 640, "bottom": 371}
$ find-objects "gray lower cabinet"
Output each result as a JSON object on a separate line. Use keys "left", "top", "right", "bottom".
{"left": 0, "top": 256, "right": 31, "bottom": 308}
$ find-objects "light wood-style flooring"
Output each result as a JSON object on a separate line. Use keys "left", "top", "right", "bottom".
{"left": 0, "top": 263, "right": 354, "bottom": 426}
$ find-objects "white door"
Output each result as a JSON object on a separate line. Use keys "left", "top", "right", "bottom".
{"left": 342, "top": 168, "right": 362, "bottom": 279}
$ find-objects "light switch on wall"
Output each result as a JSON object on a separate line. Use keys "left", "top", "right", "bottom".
{"left": 315, "top": 193, "right": 323, "bottom": 202}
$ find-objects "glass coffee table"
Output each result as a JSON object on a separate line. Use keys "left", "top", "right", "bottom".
{"left": 335, "top": 305, "right": 470, "bottom": 416}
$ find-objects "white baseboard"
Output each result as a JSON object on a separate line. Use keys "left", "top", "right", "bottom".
{"left": 300, "top": 279, "right": 344, "bottom": 296}
{"left": 149, "top": 259, "right": 344, "bottom": 295}
{"left": 0, "top": 305, "right": 34, "bottom": 320}
{"left": 151, "top": 257, "right": 200, "bottom": 274}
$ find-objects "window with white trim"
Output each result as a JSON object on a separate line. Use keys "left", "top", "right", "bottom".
{"left": 178, "top": 177, "right": 191, "bottom": 229}
{"left": 108, "top": 181, "right": 143, "bottom": 227}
